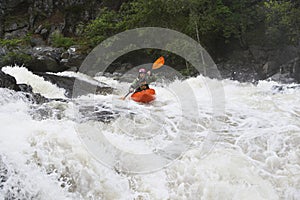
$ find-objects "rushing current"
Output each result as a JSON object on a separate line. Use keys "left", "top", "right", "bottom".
{"left": 0, "top": 66, "right": 299, "bottom": 200}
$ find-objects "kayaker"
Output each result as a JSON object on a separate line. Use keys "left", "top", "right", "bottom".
{"left": 129, "top": 68, "right": 157, "bottom": 93}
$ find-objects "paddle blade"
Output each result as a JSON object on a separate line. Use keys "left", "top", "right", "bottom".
{"left": 152, "top": 56, "right": 165, "bottom": 69}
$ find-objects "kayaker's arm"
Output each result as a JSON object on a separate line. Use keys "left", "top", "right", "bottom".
{"left": 130, "top": 78, "right": 140, "bottom": 91}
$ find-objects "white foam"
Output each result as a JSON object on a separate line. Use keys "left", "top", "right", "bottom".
{"left": 1, "top": 71, "right": 300, "bottom": 199}
{"left": 2, "top": 66, "right": 66, "bottom": 98}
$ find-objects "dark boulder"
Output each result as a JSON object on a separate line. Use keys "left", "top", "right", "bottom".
{"left": 0, "top": 69, "right": 49, "bottom": 104}
{"left": 0, "top": 70, "right": 19, "bottom": 91}
{"left": 17, "top": 83, "right": 33, "bottom": 93}
{"left": 27, "top": 46, "right": 64, "bottom": 72}
{"left": 34, "top": 72, "right": 114, "bottom": 98}
{"left": 294, "top": 58, "right": 300, "bottom": 83}
{"left": 25, "top": 92, "right": 49, "bottom": 104}
{"left": 59, "top": 46, "right": 86, "bottom": 71}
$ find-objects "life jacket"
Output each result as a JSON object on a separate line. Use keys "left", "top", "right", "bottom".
{"left": 135, "top": 83, "right": 149, "bottom": 92}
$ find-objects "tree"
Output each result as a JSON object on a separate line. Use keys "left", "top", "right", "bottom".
{"left": 264, "top": 0, "right": 300, "bottom": 45}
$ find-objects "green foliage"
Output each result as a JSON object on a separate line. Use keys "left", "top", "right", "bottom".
{"left": 179, "top": 67, "right": 191, "bottom": 77}
{"left": 0, "top": 38, "right": 24, "bottom": 48}
{"left": 2, "top": 52, "right": 32, "bottom": 66}
{"left": 264, "top": 0, "right": 300, "bottom": 45}
{"left": 81, "top": 0, "right": 299, "bottom": 55}
{"left": 0, "top": 33, "right": 32, "bottom": 50}
{"left": 84, "top": 8, "right": 125, "bottom": 46}
{"left": 50, "top": 32, "right": 75, "bottom": 48}
{"left": 83, "top": 0, "right": 264, "bottom": 48}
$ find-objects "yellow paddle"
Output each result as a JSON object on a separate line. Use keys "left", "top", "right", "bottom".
{"left": 120, "top": 56, "right": 165, "bottom": 100}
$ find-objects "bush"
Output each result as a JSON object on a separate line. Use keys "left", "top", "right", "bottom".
{"left": 84, "top": 8, "right": 125, "bottom": 46}
{"left": 1, "top": 52, "right": 32, "bottom": 66}
{"left": 0, "top": 38, "right": 24, "bottom": 48}
{"left": 50, "top": 32, "right": 75, "bottom": 49}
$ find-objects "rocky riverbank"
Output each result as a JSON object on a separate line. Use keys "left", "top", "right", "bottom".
{"left": 218, "top": 45, "right": 300, "bottom": 83}
{"left": 0, "top": 0, "right": 299, "bottom": 84}
{"left": 0, "top": 67, "right": 114, "bottom": 103}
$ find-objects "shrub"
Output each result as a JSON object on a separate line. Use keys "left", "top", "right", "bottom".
{"left": 50, "top": 32, "right": 75, "bottom": 49}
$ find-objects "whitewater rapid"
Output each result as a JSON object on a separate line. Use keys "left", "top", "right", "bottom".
{"left": 0, "top": 66, "right": 300, "bottom": 199}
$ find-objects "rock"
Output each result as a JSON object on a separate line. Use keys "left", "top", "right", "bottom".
{"left": 1, "top": 0, "right": 102, "bottom": 42}
{"left": 34, "top": 72, "right": 114, "bottom": 98}
{"left": 263, "top": 61, "right": 280, "bottom": 76}
{"left": 294, "top": 58, "right": 300, "bottom": 83}
{"left": 26, "top": 92, "right": 49, "bottom": 104}
{"left": 30, "top": 35, "right": 46, "bottom": 47}
{"left": 65, "top": 66, "right": 78, "bottom": 72}
{"left": 29, "top": 56, "right": 60, "bottom": 72}
{"left": 269, "top": 73, "right": 296, "bottom": 84}
{"left": 17, "top": 83, "right": 33, "bottom": 93}
{"left": 0, "top": 47, "right": 6, "bottom": 56}
{"left": 60, "top": 45, "right": 85, "bottom": 70}
{"left": 61, "top": 52, "right": 69, "bottom": 59}
{"left": 0, "top": 70, "right": 19, "bottom": 91}
{"left": 6, "top": 0, "right": 27, "bottom": 9}
{"left": 1, "top": 45, "right": 85, "bottom": 73}
{"left": 27, "top": 46, "right": 64, "bottom": 72}
{"left": 0, "top": 70, "right": 49, "bottom": 104}
{"left": 40, "top": 28, "right": 48, "bottom": 39}
{"left": 6, "top": 23, "right": 18, "bottom": 32}
{"left": 78, "top": 105, "right": 118, "bottom": 123}
{"left": 249, "top": 45, "right": 268, "bottom": 61}
{"left": 114, "top": 63, "right": 133, "bottom": 74}
{"left": 34, "top": 25, "right": 43, "bottom": 34}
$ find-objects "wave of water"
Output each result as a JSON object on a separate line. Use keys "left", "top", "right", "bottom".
{"left": 0, "top": 66, "right": 300, "bottom": 199}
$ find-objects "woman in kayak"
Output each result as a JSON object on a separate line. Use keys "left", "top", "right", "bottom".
{"left": 129, "top": 68, "right": 157, "bottom": 93}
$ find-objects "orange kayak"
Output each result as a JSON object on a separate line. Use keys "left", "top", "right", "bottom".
{"left": 131, "top": 89, "right": 156, "bottom": 103}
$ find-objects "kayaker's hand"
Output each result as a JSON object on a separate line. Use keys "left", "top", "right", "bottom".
{"left": 129, "top": 88, "right": 134, "bottom": 92}
{"left": 147, "top": 71, "right": 152, "bottom": 76}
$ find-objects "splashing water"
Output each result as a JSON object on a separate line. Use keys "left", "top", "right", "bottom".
{"left": 0, "top": 66, "right": 300, "bottom": 199}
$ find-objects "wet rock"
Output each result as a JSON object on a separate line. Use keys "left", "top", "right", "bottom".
{"left": 78, "top": 104, "right": 119, "bottom": 123}
{"left": 0, "top": 71, "right": 19, "bottom": 91}
{"left": 17, "top": 84, "right": 33, "bottom": 93}
{"left": 34, "top": 72, "right": 114, "bottom": 98}
{"left": 0, "top": 70, "right": 49, "bottom": 104}
{"left": 272, "top": 84, "right": 300, "bottom": 93}
{"left": 26, "top": 92, "right": 49, "bottom": 104}
{"left": 4, "top": 28, "right": 28, "bottom": 40}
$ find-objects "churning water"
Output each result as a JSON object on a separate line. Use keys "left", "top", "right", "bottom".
{"left": 0, "top": 66, "right": 299, "bottom": 199}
